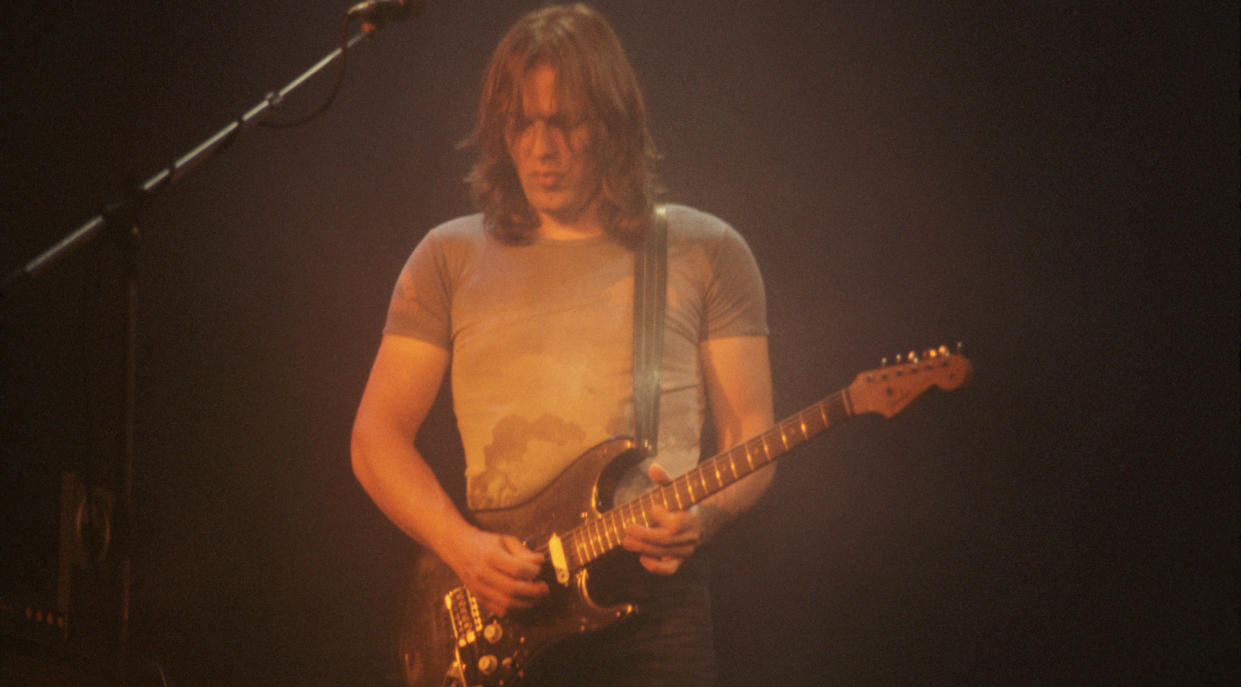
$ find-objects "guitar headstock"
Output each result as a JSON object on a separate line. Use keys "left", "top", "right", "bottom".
{"left": 847, "top": 345, "right": 973, "bottom": 418}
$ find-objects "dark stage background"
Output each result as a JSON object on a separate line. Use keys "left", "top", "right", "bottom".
{"left": 3, "top": 2, "right": 1236, "bottom": 685}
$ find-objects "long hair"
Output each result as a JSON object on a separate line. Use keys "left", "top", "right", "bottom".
{"left": 465, "top": 4, "right": 660, "bottom": 245}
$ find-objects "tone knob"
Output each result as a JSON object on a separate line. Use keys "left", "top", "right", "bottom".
{"left": 478, "top": 655, "right": 498, "bottom": 675}
{"left": 483, "top": 620, "right": 503, "bottom": 644}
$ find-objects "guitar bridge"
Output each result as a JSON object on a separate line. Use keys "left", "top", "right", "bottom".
{"left": 444, "top": 586, "right": 482, "bottom": 647}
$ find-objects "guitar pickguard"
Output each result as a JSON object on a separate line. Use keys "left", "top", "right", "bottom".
{"left": 400, "top": 438, "right": 644, "bottom": 687}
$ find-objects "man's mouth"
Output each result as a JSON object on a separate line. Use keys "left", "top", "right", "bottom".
{"left": 531, "top": 171, "right": 565, "bottom": 188}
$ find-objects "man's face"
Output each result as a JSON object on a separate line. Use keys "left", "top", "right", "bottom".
{"left": 506, "top": 64, "right": 601, "bottom": 229}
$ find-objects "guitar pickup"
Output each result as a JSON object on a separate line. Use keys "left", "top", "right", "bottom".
{"left": 547, "top": 533, "right": 570, "bottom": 586}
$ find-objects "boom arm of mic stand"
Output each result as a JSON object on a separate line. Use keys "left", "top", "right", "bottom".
{"left": 1, "top": 29, "right": 372, "bottom": 292}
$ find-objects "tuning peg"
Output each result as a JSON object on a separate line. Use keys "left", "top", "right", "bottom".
{"left": 880, "top": 356, "right": 888, "bottom": 368}
{"left": 908, "top": 350, "right": 918, "bottom": 363}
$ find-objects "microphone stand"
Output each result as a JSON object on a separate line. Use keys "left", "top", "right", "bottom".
{"left": 2, "top": 12, "right": 410, "bottom": 685}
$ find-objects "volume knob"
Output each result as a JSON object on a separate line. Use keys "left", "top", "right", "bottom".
{"left": 478, "top": 655, "right": 498, "bottom": 676}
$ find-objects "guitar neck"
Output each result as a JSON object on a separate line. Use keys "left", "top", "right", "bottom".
{"left": 560, "top": 388, "right": 855, "bottom": 570}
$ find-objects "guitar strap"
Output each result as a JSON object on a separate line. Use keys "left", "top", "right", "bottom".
{"left": 633, "top": 205, "right": 668, "bottom": 458}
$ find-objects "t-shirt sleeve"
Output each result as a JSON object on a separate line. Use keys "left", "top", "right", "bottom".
{"left": 704, "top": 224, "right": 768, "bottom": 339}
{"left": 382, "top": 229, "right": 453, "bottom": 349}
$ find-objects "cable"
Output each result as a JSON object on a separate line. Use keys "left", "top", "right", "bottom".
{"left": 259, "top": 14, "right": 354, "bottom": 129}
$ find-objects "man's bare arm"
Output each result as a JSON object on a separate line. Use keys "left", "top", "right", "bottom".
{"left": 351, "top": 334, "right": 547, "bottom": 614}
{"left": 695, "top": 334, "right": 777, "bottom": 539}
{"left": 623, "top": 335, "right": 776, "bottom": 573}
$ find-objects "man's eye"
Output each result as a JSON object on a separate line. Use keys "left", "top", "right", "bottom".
{"left": 507, "top": 114, "right": 532, "bottom": 131}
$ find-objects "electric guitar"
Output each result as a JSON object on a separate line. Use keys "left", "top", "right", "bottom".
{"left": 399, "top": 347, "right": 972, "bottom": 687}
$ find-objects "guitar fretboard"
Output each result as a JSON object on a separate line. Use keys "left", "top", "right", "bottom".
{"left": 558, "top": 388, "right": 854, "bottom": 570}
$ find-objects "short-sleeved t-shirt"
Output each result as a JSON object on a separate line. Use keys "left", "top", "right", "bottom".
{"left": 384, "top": 204, "right": 767, "bottom": 512}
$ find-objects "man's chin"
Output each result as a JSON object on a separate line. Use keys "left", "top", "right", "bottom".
{"left": 533, "top": 200, "right": 587, "bottom": 224}
{"left": 525, "top": 187, "right": 600, "bottom": 228}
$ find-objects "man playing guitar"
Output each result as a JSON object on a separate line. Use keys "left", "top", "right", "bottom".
{"left": 352, "top": 4, "right": 774, "bottom": 685}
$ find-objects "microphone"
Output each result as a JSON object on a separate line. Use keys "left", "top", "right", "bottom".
{"left": 347, "top": 0, "right": 424, "bottom": 25}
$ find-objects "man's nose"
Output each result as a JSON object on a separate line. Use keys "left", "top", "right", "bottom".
{"left": 529, "top": 120, "right": 559, "bottom": 158}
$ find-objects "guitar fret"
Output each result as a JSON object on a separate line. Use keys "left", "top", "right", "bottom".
{"left": 572, "top": 528, "right": 586, "bottom": 563}
{"left": 578, "top": 525, "right": 591, "bottom": 561}
{"left": 572, "top": 530, "right": 587, "bottom": 567}
{"left": 605, "top": 514, "right": 619, "bottom": 548}
{"left": 829, "top": 393, "right": 850, "bottom": 426}
{"left": 588, "top": 520, "right": 603, "bottom": 558}
{"left": 839, "top": 386, "right": 854, "bottom": 417}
